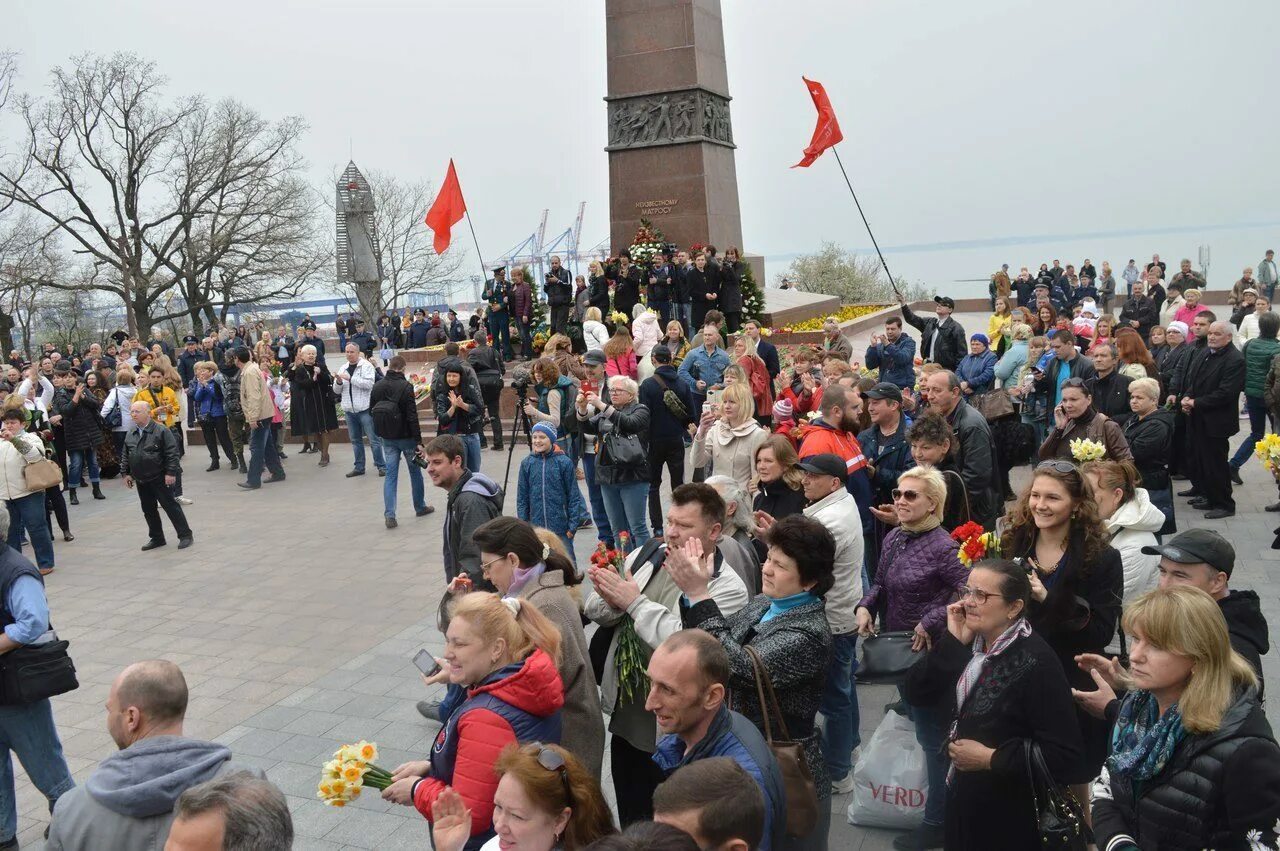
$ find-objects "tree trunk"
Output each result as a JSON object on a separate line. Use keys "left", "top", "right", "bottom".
{"left": 0, "top": 310, "right": 14, "bottom": 358}
{"left": 188, "top": 306, "right": 205, "bottom": 337}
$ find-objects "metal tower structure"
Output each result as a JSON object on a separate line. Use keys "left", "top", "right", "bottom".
{"left": 335, "top": 161, "right": 384, "bottom": 287}
{"left": 543, "top": 202, "right": 588, "bottom": 275}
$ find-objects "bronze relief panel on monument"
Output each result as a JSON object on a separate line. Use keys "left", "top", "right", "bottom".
{"left": 605, "top": 88, "right": 734, "bottom": 151}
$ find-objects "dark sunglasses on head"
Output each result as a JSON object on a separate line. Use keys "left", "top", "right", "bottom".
{"left": 1061, "top": 377, "right": 1088, "bottom": 389}
{"left": 533, "top": 744, "right": 573, "bottom": 807}
{"left": 891, "top": 488, "right": 921, "bottom": 502}
{"left": 1036, "top": 460, "right": 1077, "bottom": 474}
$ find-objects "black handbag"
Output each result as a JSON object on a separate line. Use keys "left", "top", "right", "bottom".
{"left": 1024, "top": 740, "right": 1091, "bottom": 850}
{"left": 856, "top": 631, "right": 922, "bottom": 685}
{"left": 602, "top": 430, "right": 646, "bottom": 471}
{"left": 0, "top": 638, "right": 79, "bottom": 706}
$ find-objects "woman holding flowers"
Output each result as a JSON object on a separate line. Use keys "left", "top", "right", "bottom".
{"left": 473, "top": 517, "right": 604, "bottom": 776}
{"left": 1001, "top": 459, "right": 1124, "bottom": 806}
{"left": 383, "top": 593, "right": 565, "bottom": 851}
{"left": 1037, "top": 377, "right": 1132, "bottom": 463}
{"left": 432, "top": 744, "right": 616, "bottom": 851}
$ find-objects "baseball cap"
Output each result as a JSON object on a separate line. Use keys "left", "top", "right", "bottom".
{"left": 862, "top": 382, "right": 903, "bottom": 403}
{"left": 583, "top": 349, "right": 607, "bottom": 367}
{"left": 1142, "top": 529, "right": 1235, "bottom": 576}
{"left": 934, "top": 296, "right": 956, "bottom": 309}
{"left": 796, "top": 453, "right": 848, "bottom": 481}
{"left": 651, "top": 344, "right": 672, "bottom": 364}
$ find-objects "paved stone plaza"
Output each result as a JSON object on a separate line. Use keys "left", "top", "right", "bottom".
{"left": 7, "top": 315, "right": 1279, "bottom": 849}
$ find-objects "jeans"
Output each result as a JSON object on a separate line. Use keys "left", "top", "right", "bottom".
{"left": 600, "top": 481, "right": 651, "bottom": 552}
{"left": 345, "top": 409, "right": 386, "bottom": 473}
{"left": 675, "top": 302, "right": 692, "bottom": 338}
{"left": 461, "top": 433, "right": 481, "bottom": 473}
{"left": 67, "top": 448, "right": 99, "bottom": 487}
{"left": 245, "top": 417, "right": 285, "bottom": 487}
{"left": 6, "top": 492, "right": 55, "bottom": 570}
{"left": 489, "top": 312, "right": 514, "bottom": 361}
{"left": 1230, "top": 394, "right": 1269, "bottom": 468}
{"left": 0, "top": 699, "right": 75, "bottom": 843}
{"left": 382, "top": 437, "right": 426, "bottom": 519}
{"left": 648, "top": 437, "right": 686, "bottom": 535}
{"left": 650, "top": 300, "right": 672, "bottom": 328}
{"left": 819, "top": 631, "right": 861, "bottom": 781}
{"left": 558, "top": 532, "right": 577, "bottom": 568}
{"left": 581, "top": 452, "right": 614, "bottom": 548}
{"left": 898, "top": 686, "right": 950, "bottom": 826}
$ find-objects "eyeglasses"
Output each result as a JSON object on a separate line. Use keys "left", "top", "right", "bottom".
{"left": 480, "top": 555, "right": 506, "bottom": 575}
{"left": 1036, "top": 460, "right": 1078, "bottom": 474}
{"left": 959, "top": 586, "right": 996, "bottom": 604}
{"left": 891, "top": 488, "right": 920, "bottom": 502}
{"left": 532, "top": 744, "right": 573, "bottom": 807}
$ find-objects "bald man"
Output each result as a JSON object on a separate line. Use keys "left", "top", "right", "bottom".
{"left": 47, "top": 661, "right": 261, "bottom": 850}
{"left": 121, "top": 401, "right": 193, "bottom": 550}
{"left": 1179, "top": 320, "right": 1245, "bottom": 518}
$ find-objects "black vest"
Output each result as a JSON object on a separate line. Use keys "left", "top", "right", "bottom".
{"left": 0, "top": 544, "right": 44, "bottom": 631}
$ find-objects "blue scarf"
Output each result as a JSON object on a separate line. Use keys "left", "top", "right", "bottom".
{"left": 762, "top": 591, "right": 817, "bottom": 623}
{"left": 1107, "top": 690, "right": 1187, "bottom": 782}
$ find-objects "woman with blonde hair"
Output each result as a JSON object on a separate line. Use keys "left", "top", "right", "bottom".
{"left": 587, "top": 260, "right": 610, "bottom": 317}
{"left": 286, "top": 342, "right": 338, "bottom": 466}
{"left": 987, "top": 295, "right": 1014, "bottom": 354}
{"left": 582, "top": 306, "right": 609, "bottom": 352}
{"left": 661, "top": 320, "right": 691, "bottom": 367}
{"left": 1084, "top": 586, "right": 1280, "bottom": 850}
{"left": 731, "top": 334, "right": 773, "bottom": 428}
{"left": 602, "top": 325, "right": 637, "bottom": 380}
{"left": 383, "top": 593, "right": 565, "bottom": 850}
{"left": 693, "top": 380, "right": 767, "bottom": 496}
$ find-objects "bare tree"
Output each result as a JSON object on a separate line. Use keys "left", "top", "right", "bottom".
{"left": 339, "top": 170, "right": 466, "bottom": 324}
{"left": 0, "top": 212, "right": 62, "bottom": 356}
{"left": 0, "top": 53, "right": 317, "bottom": 337}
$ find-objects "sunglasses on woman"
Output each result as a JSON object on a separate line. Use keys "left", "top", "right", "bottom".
{"left": 532, "top": 744, "right": 573, "bottom": 807}
{"left": 1035, "top": 460, "right": 1077, "bottom": 474}
{"left": 891, "top": 488, "right": 920, "bottom": 502}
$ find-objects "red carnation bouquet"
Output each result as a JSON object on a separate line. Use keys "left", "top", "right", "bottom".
{"left": 590, "top": 533, "right": 649, "bottom": 703}
{"left": 950, "top": 521, "right": 1000, "bottom": 567}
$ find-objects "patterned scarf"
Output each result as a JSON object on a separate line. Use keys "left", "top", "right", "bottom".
{"left": 948, "top": 617, "right": 1032, "bottom": 784}
{"left": 1106, "top": 690, "right": 1187, "bottom": 782}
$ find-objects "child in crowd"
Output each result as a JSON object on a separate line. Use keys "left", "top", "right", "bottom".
{"left": 771, "top": 398, "right": 796, "bottom": 445}
{"left": 516, "top": 422, "right": 588, "bottom": 564}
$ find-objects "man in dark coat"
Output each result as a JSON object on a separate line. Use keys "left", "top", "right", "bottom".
{"left": 924, "top": 371, "right": 1001, "bottom": 528}
{"left": 611, "top": 251, "right": 644, "bottom": 320}
{"left": 899, "top": 295, "right": 967, "bottom": 371}
{"left": 1088, "top": 343, "right": 1133, "bottom": 428}
{"left": 1177, "top": 321, "right": 1245, "bottom": 518}
{"left": 405, "top": 311, "right": 430, "bottom": 348}
{"left": 543, "top": 271, "right": 572, "bottom": 335}
{"left": 121, "top": 400, "right": 192, "bottom": 551}
{"left": 349, "top": 321, "right": 377, "bottom": 357}
{"left": 1117, "top": 279, "right": 1159, "bottom": 341}
{"left": 482, "top": 267, "right": 514, "bottom": 361}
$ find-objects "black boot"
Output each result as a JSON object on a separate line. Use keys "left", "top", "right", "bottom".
{"left": 207, "top": 458, "right": 220, "bottom": 472}
{"left": 91, "top": 482, "right": 105, "bottom": 500}
{"left": 68, "top": 488, "right": 78, "bottom": 506}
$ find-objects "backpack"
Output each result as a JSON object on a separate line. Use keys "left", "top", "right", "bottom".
{"left": 371, "top": 395, "right": 406, "bottom": 440}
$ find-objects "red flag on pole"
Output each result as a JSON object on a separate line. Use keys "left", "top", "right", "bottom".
{"left": 425, "top": 159, "right": 467, "bottom": 254}
{"left": 793, "top": 77, "right": 844, "bottom": 168}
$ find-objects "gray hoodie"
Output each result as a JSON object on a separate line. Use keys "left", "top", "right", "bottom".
{"left": 47, "top": 736, "right": 259, "bottom": 851}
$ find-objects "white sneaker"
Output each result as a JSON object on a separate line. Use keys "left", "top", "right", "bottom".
{"left": 176, "top": 496, "right": 193, "bottom": 505}
{"left": 831, "top": 772, "right": 857, "bottom": 795}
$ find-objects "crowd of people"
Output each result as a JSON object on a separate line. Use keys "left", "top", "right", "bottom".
{"left": 1, "top": 245, "right": 1279, "bottom": 851}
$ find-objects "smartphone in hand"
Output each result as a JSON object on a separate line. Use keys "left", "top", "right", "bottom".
{"left": 413, "top": 649, "right": 442, "bottom": 678}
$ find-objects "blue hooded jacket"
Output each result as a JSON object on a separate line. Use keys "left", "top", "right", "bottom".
{"left": 517, "top": 446, "right": 588, "bottom": 535}
{"left": 956, "top": 349, "right": 998, "bottom": 394}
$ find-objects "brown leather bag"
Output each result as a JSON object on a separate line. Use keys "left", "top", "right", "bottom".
{"left": 744, "top": 645, "right": 819, "bottom": 838}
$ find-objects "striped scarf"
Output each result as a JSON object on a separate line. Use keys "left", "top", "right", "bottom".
{"left": 948, "top": 617, "right": 1032, "bottom": 785}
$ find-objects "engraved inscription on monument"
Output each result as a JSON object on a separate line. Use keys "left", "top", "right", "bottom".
{"left": 606, "top": 89, "right": 734, "bottom": 151}
{"left": 635, "top": 198, "right": 680, "bottom": 216}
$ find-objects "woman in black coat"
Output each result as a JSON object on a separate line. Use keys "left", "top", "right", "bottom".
{"left": 719, "top": 247, "right": 745, "bottom": 333}
{"left": 1123, "top": 377, "right": 1176, "bottom": 536}
{"left": 903, "top": 559, "right": 1084, "bottom": 851}
{"left": 671, "top": 514, "right": 835, "bottom": 851}
{"left": 1000, "top": 460, "right": 1123, "bottom": 805}
{"left": 287, "top": 343, "right": 338, "bottom": 467}
{"left": 52, "top": 373, "right": 106, "bottom": 503}
{"left": 587, "top": 261, "right": 612, "bottom": 316}
{"left": 687, "top": 253, "right": 720, "bottom": 331}
{"left": 751, "top": 434, "right": 807, "bottom": 562}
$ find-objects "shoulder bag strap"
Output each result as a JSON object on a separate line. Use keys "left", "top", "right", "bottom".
{"left": 744, "top": 645, "right": 793, "bottom": 742}
{"left": 653, "top": 374, "right": 668, "bottom": 392}
{"left": 743, "top": 645, "right": 775, "bottom": 743}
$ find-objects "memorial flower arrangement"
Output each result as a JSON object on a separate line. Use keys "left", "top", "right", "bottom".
{"left": 316, "top": 741, "right": 393, "bottom": 807}
{"left": 590, "top": 532, "right": 649, "bottom": 702}
{"left": 628, "top": 219, "right": 666, "bottom": 264}
{"left": 1255, "top": 433, "right": 1280, "bottom": 477}
{"left": 1069, "top": 437, "right": 1107, "bottom": 463}
{"left": 407, "top": 373, "right": 431, "bottom": 402}
{"left": 951, "top": 521, "right": 1000, "bottom": 567}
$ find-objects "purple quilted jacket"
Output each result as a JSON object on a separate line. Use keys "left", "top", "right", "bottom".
{"left": 858, "top": 525, "right": 967, "bottom": 639}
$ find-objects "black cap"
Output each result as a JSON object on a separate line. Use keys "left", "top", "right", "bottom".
{"left": 796, "top": 453, "right": 848, "bottom": 481}
{"left": 1142, "top": 529, "right": 1235, "bottom": 576}
{"left": 934, "top": 295, "right": 956, "bottom": 309}
{"left": 651, "top": 344, "right": 672, "bottom": 364}
{"left": 583, "top": 349, "right": 607, "bottom": 367}
{"left": 183, "top": 335, "right": 199, "bottom": 344}
{"left": 863, "top": 382, "right": 903, "bottom": 403}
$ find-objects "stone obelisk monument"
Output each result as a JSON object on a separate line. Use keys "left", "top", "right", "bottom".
{"left": 605, "top": 0, "right": 745, "bottom": 254}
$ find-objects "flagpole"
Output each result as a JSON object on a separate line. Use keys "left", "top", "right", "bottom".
{"left": 464, "top": 210, "right": 490, "bottom": 286}
{"left": 830, "top": 146, "right": 902, "bottom": 301}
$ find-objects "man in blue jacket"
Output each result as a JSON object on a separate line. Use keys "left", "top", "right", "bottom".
{"left": 648, "top": 630, "right": 785, "bottom": 851}
{"left": 864, "top": 316, "right": 916, "bottom": 390}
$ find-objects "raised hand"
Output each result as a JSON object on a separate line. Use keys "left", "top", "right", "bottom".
{"left": 946, "top": 600, "right": 973, "bottom": 645}
{"left": 431, "top": 787, "right": 473, "bottom": 851}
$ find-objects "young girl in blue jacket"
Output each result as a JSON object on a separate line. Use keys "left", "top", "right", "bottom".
{"left": 517, "top": 422, "right": 588, "bottom": 564}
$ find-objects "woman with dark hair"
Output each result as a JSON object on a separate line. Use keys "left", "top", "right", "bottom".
{"left": 1032, "top": 304, "right": 1056, "bottom": 336}
{"left": 286, "top": 343, "right": 338, "bottom": 466}
{"left": 1038, "top": 377, "right": 1132, "bottom": 462}
{"left": 435, "top": 359, "right": 485, "bottom": 473}
{"left": 52, "top": 371, "right": 106, "bottom": 503}
{"left": 468, "top": 330, "right": 506, "bottom": 452}
{"left": 668, "top": 513, "right": 836, "bottom": 850}
{"left": 751, "top": 434, "right": 807, "bottom": 530}
{"left": 719, "top": 246, "right": 744, "bottom": 334}
{"left": 82, "top": 370, "right": 119, "bottom": 479}
{"left": 470, "top": 517, "right": 604, "bottom": 777}
{"left": 899, "top": 413, "right": 971, "bottom": 532}
{"left": 902, "top": 559, "right": 1085, "bottom": 851}
{"left": 431, "top": 743, "right": 616, "bottom": 851}
{"left": 1001, "top": 460, "right": 1124, "bottom": 801}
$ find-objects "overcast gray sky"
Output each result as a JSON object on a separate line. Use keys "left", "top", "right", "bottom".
{"left": 6, "top": 0, "right": 1279, "bottom": 288}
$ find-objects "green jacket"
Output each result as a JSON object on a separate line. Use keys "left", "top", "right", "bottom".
{"left": 1242, "top": 337, "right": 1280, "bottom": 397}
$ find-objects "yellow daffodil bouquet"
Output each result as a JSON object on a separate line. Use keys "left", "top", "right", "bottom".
{"left": 1255, "top": 434, "right": 1280, "bottom": 479}
{"left": 317, "top": 741, "right": 392, "bottom": 807}
{"left": 1069, "top": 438, "right": 1106, "bottom": 463}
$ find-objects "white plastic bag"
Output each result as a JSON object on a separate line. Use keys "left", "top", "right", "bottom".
{"left": 846, "top": 708, "right": 928, "bottom": 829}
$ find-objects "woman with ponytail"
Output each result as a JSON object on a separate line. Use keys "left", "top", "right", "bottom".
{"left": 1082, "top": 459, "right": 1164, "bottom": 605}
{"left": 383, "top": 592, "right": 565, "bottom": 851}
{"left": 473, "top": 517, "right": 605, "bottom": 776}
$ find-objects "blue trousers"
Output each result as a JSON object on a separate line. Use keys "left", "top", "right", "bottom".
{"left": 0, "top": 699, "right": 75, "bottom": 843}
{"left": 382, "top": 437, "right": 426, "bottom": 519}
{"left": 462, "top": 433, "right": 481, "bottom": 474}
{"left": 67, "top": 448, "right": 99, "bottom": 487}
{"left": 581, "top": 452, "right": 614, "bottom": 549}
{"left": 819, "top": 631, "right": 861, "bottom": 781}
{"left": 488, "top": 312, "right": 514, "bottom": 361}
{"left": 6, "top": 492, "right": 55, "bottom": 570}
{"left": 245, "top": 417, "right": 284, "bottom": 487}
{"left": 899, "top": 686, "right": 950, "bottom": 826}
{"left": 600, "top": 481, "right": 651, "bottom": 553}
{"left": 1230, "top": 394, "right": 1269, "bottom": 469}
{"left": 345, "top": 409, "right": 385, "bottom": 473}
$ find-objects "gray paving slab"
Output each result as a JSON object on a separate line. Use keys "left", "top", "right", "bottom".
{"left": 7, "top": 395, "right": 1278, "bottom": 850}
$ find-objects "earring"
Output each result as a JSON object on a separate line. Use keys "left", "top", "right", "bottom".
{"left": 1071, "top": 510, "right": 1078, "bottom": 519}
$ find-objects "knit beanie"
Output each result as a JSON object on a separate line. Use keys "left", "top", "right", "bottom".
{"left": 772, "top": 398, "right": 794, "bottom": 420}
{"left": 531, "top": 421, "right": 557, "bottom": 443}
